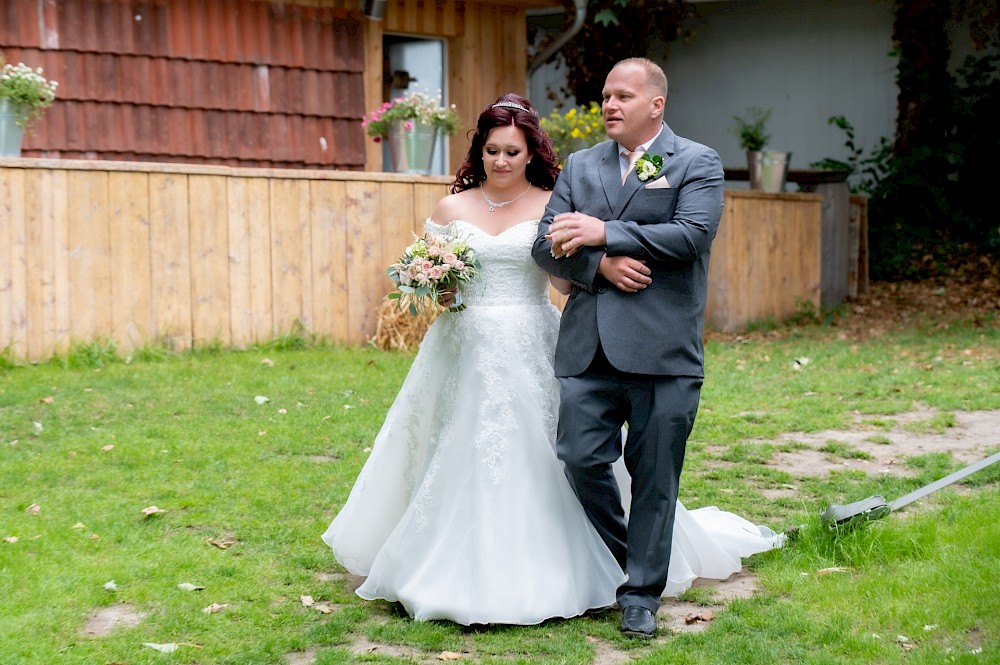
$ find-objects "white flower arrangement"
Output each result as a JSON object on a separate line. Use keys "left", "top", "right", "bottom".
{"left": 0, "top": 58, "right": 58, "bottom": 130}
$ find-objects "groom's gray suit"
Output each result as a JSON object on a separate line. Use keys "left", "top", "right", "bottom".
{"left": 532, "top": 122, "right": 724, "bottom": 613}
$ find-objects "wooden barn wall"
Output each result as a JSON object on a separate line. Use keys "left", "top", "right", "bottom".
{"left": 0, "top": 0, "right": 367, "bottom": 169}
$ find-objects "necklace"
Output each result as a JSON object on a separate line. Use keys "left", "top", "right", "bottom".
{"left": 480, "top": 183, "right": 532, "bottom": 212}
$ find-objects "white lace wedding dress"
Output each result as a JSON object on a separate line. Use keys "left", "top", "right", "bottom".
{"left": 322, "top": 219, "right": 782, "bottom": 625}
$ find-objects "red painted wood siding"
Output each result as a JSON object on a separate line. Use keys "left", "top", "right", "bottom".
{"left": 0, "top": 0, "right": 366, "bottom": 169}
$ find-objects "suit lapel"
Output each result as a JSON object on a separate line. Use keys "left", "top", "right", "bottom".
{"left": 611, "top": 124, "right": 676, "bottom": 220}
{"left": 599, "top": 142, "right": 622, "bottom": 211}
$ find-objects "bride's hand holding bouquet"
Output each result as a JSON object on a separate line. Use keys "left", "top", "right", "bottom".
{"left": 387, "top": 232, "right": 480, "bottom": 315}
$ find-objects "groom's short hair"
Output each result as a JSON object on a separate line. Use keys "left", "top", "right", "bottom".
{"left": 613, "top": 57, "right": 668, "bottom": 100}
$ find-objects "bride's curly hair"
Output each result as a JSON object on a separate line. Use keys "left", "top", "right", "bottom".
{"left": 451, "top": 93, "right": 561, "bottom": 194}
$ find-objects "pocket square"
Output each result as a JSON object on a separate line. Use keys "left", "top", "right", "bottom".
{"left": 644, "top": 177, "right": 671, "bottom": 189}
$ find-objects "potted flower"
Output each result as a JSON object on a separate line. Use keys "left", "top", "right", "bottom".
{"left": 731, "top": 106, "right": 790, "bottom": 193}
{"left": 362, "top": 89, "right": 459, "bottom": 175}
{"left": 540, "top": 102, "right": 607, "bottom": 165}
{"left": 0, "top": 56, "right": 58, "bottom": 157}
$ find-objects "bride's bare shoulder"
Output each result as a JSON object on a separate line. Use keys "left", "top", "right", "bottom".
{"left": 429, "top": 188, "right": 480, "bottom": 225}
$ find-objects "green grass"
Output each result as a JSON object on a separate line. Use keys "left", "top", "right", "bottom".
{"left": 1, "top": 320, "right": 998, "bottom": 664}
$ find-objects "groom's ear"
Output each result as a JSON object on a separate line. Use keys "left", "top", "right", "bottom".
{"left": 651, "top": 96, "right": 665, "bottom": 120}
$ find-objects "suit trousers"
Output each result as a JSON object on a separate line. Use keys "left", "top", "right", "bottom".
{"left": 556, "top": 347, "right": 702, "bottom": 613}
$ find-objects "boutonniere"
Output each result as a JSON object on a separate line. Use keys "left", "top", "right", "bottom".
{"left": 635, "top": 153, "right": 663, "bottom": 182}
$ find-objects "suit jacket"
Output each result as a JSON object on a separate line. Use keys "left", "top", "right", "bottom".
{"left": 532, "top": 123, "right": 724, "bottom": 378}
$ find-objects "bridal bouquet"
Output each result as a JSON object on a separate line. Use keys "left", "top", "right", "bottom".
{"left": 387, "top": 233, "right": 480, "bottom": 315}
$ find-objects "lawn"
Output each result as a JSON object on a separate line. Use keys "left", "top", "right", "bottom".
{"left": 1, "top": 313, "right": 998, "bottom": 664}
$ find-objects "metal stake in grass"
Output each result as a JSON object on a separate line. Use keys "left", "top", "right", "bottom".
{"left": 821, "top": 451, "right": 1000, "bottom": 530}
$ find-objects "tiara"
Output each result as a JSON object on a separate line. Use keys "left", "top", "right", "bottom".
{"left": 492, "top": 100, "right": 530, "bottom": 113}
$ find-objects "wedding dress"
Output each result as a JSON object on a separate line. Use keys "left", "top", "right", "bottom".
{"left": 322, "top": 218, "right": 782, "bottom": 625}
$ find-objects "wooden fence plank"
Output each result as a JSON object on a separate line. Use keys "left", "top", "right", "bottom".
{"left": 24, "top": 169, "right": 70, "bottom": 359}
{"left": 345, "top": 180, "right": 380, "bottom": 343}
{"left": 67, "top": 170, "right": 112, "bottom": 348}
{"left": 109, "top": 172, "right": 153, "bottom": 351}
{"left": 227, "top": 176, "right": 254, "bottom": 348}
{"left": 380, "top": 181, "right": 414, "bottom": 290}
{"left": 0, "top": 167, "right": 27, "bottom": 356}
{"left": 189, "top": 174, "right": 232, "bottom": 347}
{"left": 246, "top": 178, "right": 273, "bottom": 343}
{"left": 269, "top": 178, "right": 313, "bottom": 336}
{"left": 310, "top": 179, "right": 349, "bottom": 342}
{"left": 149, "top": 172, "right": 193, "bottom": 351}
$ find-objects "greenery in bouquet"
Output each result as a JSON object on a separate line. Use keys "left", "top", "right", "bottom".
{"left": 387, "top": 232, "right": 481, "bottom": 315}
{"left": 0, "top": 56, "right": 58, "bottom": 130}
{"left": 362, "top": 89, "right": 460, "bottom": 142}
{"left": 540, "top": 102, "right": 607, "bottom": 164}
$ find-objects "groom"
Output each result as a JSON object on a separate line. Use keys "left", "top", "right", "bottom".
{"left": 532, "top": 57, "right": 724, "bottom": 638}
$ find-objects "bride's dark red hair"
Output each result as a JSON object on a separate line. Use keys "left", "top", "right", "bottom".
{"left": 450, "top": 93, "right": 561, "bottom": 194}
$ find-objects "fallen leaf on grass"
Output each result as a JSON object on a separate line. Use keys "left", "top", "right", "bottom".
{"left": 27, "top": 503, "right": 40, "bottom": 515}
{"left": 71, "top": 522, "right": 86, "bottom": 530}
{"left": 206, "top": 536, "right": 237, "bottom": 549}
{"left": 684, "top": 611, "right": 715, "bottom": 625}
{"left": 4, "top": 536, "right": 18, "bottom": 544}
{"left": 104, "top": 580, "right": 118, "bottom": 591}
{"left": 143, "top": 643, "right": 178, "bottom": 653}
{"left": 437, "top": 652, "right": 464, "bottom": 661}
{"left": 101, "top": 444, "right": 115, "bottom": 452}
{"left": 39, "top": 396, "right": 55, "bottom": 404}
{"left": 142, "top": 642, "right": 202, "bottom": 653}
{"left": 312, "top": 602, "right": 335, "bottom": 614}
{"left": 202, "top": 603, "right": 230, "bottom": 614}
{"left": 816, "top": 567, "right": 854, "bottom": 575}
{"left": 254, "top": 395, "right": 270, "bottom": 405}
{"left": 88, "top": 533, "right": 101, "bottom": 539}
{"left": 141, "top": 506, "right": 166, "bottom": 516}
{"left": 178, "top": 582, "right": 205, "bottom": 591}
{"left": 261, "top": 358, "right": 274, "bottom": 366}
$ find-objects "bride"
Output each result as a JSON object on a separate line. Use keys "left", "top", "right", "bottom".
{"left": 322, "top": 93, "right": 781, "bottom": 626}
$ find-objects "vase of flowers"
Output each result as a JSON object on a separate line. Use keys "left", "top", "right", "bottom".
{"left": 0, "top": 57, "right": 58, "bottom": 157}
{"left": 362, "top": 89, "right": 459, "bottom": 174}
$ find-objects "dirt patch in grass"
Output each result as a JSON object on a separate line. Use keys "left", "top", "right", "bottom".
{"left": 770, "top": 408, "right": 1000, "bottom": 479}
{"left": 81, "top": 604, "right": 147, "bottom": 637}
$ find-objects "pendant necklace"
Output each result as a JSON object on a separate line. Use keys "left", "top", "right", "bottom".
{"left": 480, "top": 183, "right": 532, "bottom": 212}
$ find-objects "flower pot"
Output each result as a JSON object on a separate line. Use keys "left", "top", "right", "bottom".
{"left": 386, "top": 119, "right": 438, "bottom": 175}
{"left": 0, "top": 98, "right": 26, "bottom": 157}
{"left": 747, "top": 150, "right": 791, "bottom": 193}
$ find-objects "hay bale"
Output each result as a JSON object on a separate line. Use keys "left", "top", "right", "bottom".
{"left": 370, "top": 298, "right": 441, "bottom": 351}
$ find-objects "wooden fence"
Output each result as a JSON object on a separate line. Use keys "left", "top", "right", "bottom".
{"left": 2, "top": 158, "right": 840, "bottom": 361}
{"left": 1, "top": 158, "right": 449, "bottom": 361}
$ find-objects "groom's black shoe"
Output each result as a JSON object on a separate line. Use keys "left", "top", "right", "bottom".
{"left": 619, "top": 606, "right": 656, "bottom": 639}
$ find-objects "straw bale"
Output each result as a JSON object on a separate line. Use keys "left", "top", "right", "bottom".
{"left": 370, "top": 298, "right": 441, "bottom": 351}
